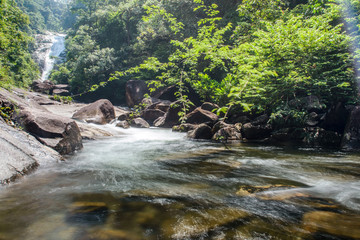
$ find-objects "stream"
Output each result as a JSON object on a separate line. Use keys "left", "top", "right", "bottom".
{"left": 0, "top": 127, "right": 359, "bottom": 239}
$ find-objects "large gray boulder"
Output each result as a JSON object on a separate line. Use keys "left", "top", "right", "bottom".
{"left": 0, "top": 119, "right": 62, "bottom": 184}
{"left": 72, "top": 99, "right": 115, "bottom": 125}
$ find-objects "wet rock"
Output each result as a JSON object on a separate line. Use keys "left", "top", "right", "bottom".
{"left": 116, "top": 120, "right": 130, "bottom": 129}
{"left": 236, "top": 185, "right": 296, "bottom": 197}
{"left": 31, "top": 80, "right": 54, "bottom": 94}
{"left": 341, "top": 105, "right": 360, "bottom": 151}
{"left": 162, "top": 207, "right": 249, "bottom": 239}
{"left": 302, "top": 211, "right": 360, "bottom": 239}
{"left": 130, "top": 117, "right": 150, "bottom": 128}
{"left": 67, "top": 201, "right": 109, "bottom": 225}
{"left": 172, "top": 123, "right": 197, "bottom": 132}
{"left": 77, "top": 122, "right": 113, "bottom": 140}
{"left": 72, "top": 99, "right": 115, "bottom": 125}
{"left": 242, "top": 123, "right": 272, "bottom": 140}
{"left": 212, "top": 126, "right": 242, "bottom": 142}
{"left": 125, "top": 80, "right": 149, "bottom": 107}
{"left": 187, "top": 123, "right": 213, "bottom": 140}
{"left": 141, "top": 109, "right": 165, "bottom": 125}
{"left": 15, "top": 109, "right": 83, "bottom": 155}
{"left": 185, "top": 107, "right": 219, "bottom": 125}
{"left": 201, "top": 102, "right": 219, "bottom": 112}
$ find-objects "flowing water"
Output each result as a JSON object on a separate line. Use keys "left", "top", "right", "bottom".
{"left": 0, "top": 128, "right": 360, "bottom": 240}
{"left": 33, "top": 32, "right": 66, "bottom": 81}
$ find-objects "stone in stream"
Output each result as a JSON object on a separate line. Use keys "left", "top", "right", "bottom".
{"left": 116, "top": 120, "right": 130, "bottom": 129}
{"left": 130, "top": 117, "right": 150, "bottom": 128}
{"left": 72, "top": 99, "right": 115, "bottom": 125}
{"left": 187, "top": 123, "right": 213, "bottom": 140}
{"left": 141, "top": 109, "right": 165, "bottom": 125}
{"left": 172, "top": 123, "right": 197, "bottom": 132}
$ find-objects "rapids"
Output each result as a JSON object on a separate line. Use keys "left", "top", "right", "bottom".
{"left": 0, "top": 127, "right": 359, "bottom": 239}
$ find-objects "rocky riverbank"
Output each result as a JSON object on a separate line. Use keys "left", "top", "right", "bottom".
{"left": 0, "top": 87, "right": 127, "bottom": 184}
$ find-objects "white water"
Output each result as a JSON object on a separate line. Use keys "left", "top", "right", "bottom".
{"left": 33, "top": 32, "right": 66, "bottom": 81}
{"left": 0, "top": 128, "right": 359, "bottom": 239}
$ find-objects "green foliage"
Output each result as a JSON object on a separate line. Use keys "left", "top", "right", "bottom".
{"left": 0, "top": 0, "right": 39, "bottom": 88}
{"left": 51, "top": 95, "right": 73, "bottom": 104}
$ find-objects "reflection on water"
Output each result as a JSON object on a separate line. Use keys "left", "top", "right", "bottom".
{"left": 0, "top": 128, "right": 360, "bottom": 239}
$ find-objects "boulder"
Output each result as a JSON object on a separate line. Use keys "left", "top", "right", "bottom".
{"left": 0, "top": 119, "right": 62, "bottom": 184}
{"left": 31, "top": 80, "right": 54, "bottom": 94}
{"left": 172, "top": 123, "right": 197, "bottom": 132}
{"left": 153, "top": 101, "right": 184, "bottom": 128}
{"left": 146, "top": 100, "right": 172, "bottom": 112}
{"left": 118, "top": 112, "right": 130, "bottom": 121}
{"left": 201, "top": 102, "right": 219, "bottom": 112}
{"left": 15, "top": 108, "right": 83, "bottom": 155}
{"left": 187, "top": 123, "right": 213, "bottom": 140}
{"left": 72, "top": 99, "right": 115, "bottom": 125}
{"left": 141, "top": 109, "right": 165, "bottom": 125}
{"left": 125, "top": 80, "right": 149, "bottom": 107}
{"left": 53, "top": 84, "right": 70, "bottom": 90}
{"left": 242, "top": 123, "right": 272, "bottom": 140}
{"left": 116, "top": 121, "right": 130, "bottom": 129}
{"left": 185, "top": 107, "right": 219, "bottom": 125}
{"left": 212, "top": 126, "right": 242, "bottom": 142}
{"left": 211, "top": 121, "right": 232, "bottom": 135}
{"left": 341, "top": 105, "right": 360, "bottom": 151}
{"left": 130, "top": 118, "right": 150, "bottom": 128}
{"left": 251, "top": 114, "right": 269, "bottom": 125}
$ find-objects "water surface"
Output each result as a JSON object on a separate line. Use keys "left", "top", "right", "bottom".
{"left": 0, "top": 128, "right": 359, "bottom": 239}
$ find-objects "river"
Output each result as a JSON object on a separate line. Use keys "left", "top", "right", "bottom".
{"left": 0, "top": 127, "right": 359, "bottom": 239}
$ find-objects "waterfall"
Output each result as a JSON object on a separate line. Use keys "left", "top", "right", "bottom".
{"left": 32, "top": 32, "right": 66, "bottom": 82}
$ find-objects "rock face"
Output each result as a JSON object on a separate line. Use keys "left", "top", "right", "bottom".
{"left": 1, "top": 88, "right": 83, "bottom": 155}
{"left": 125, "top": 80, "right": 149, "bottom": 107}
{"left": 72, "top": 99, "right": 115, "bottom": 125}
{"left": 0, "top": 119, "right": 62, "bottom": 184}
{"left": 341, "top": 106, "right": 360, "bottom": 151}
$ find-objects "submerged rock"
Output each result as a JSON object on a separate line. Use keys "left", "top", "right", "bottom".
{"left": 72, "top": 99, "right": 115, "bottom": 125}
{"left": 302, "top": 211, "right": 360, "bottom": 239}
{"left": 116, "top": 120, "right": 130, "bottom": 129}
